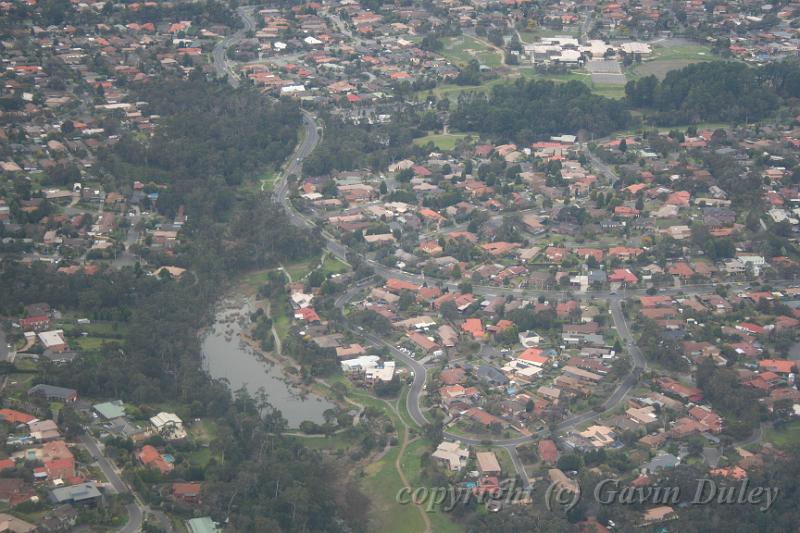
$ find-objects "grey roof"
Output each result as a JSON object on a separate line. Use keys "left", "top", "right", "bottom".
{"left": 28, "top": 384, "right": 77, "bottom": 400}
{"left": 702, "top": 447, "right": 723, "bottom": 468}
{"left": 588, "top": 270, "right": 607, "bottom": 284}
{"left": 477, "top": 365, "right": 508, "bottom": 385}
{"left": 93, "top": 400, "right": 125, "bottom": 420}
{"left": 104, "top": 417, "right": 147, "bottom": 438}
{"left": 50, "top": 482, "right": 102, "bottom": 504}
{"left": 186, "top": 517, "right": 221, "bottom": 533}
{"left": 646, "top": 453, "right": 680, "bottom": 472}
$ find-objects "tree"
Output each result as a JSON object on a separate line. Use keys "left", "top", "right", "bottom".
{"left": 487, "top": 29, "right": 504, "bottom": 47}
{"left": 396, "top": 168, "right": 414, "bottom": 182}
{"left": 440, "top": 300, "right": 459, "bottom": 321}
{"left": 557, "top": 453, "right": 582, "bottom": 472}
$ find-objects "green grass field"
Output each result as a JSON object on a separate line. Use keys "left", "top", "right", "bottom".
{"left": 320, "top": 254, "right": 349, "bottom": 276}
{"left": 591, "top": 83, "right": 626, "bottom": 99}
{"left": 766, "top": 421, "right": 800, "bottom": 449}
{"left": 398, "top": 438, "right": 465, "bottom": 533}
{"left": 362, "top": 445, "right": 426, "bottom": 533}
{"left": 626, "top": 43, "right": 715, "bottom": 80}
{"left": 189, "top": 448, "right": 213, "bottom": 468}
{"left": 75, "top": 336, "right": 109, "bottom": 351}
{"left": 418, "top": 67, "right": 623, "bottom": 103}
{"left": 518, "top": 26, "right": 576, "bottom": 43}
{"left": 190, "top": 419, "right": 218, "bottom": 443}
{"left": 442, "top": 36, "right": 502, "bottom": 68}
{"left": 260, "top": 170, "right": 278, "bottom": 192}
{"left": 413, "top": 132, "right": 471, "bottom": 151}
{"left": 649, "top": 43, "right": 714, "bottom": 61}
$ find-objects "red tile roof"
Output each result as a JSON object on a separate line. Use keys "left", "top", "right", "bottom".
{"left": 538, "top": 439, "right": 558, "bottom": 464}
{"left": 759, "top": 359, "right": 797, "bottom": 374}
{"left": 461, "top": 318, "right": 485, "bottom": 339}
{"left": 0, "top": 409, "right": 36, "bottom": 425}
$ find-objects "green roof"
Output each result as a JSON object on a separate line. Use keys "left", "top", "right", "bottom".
{"left": 186, "top": 517, "right": 220, "bottom": 533}
{"left": 92, "top": 400, "right": 125, "bottom": 420}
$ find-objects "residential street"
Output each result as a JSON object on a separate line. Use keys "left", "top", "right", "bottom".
{"left": 279, "top": 111, "right": 795, "bottom": 484}
{"left": 79, "top": 434, "right": 144, "bottom": 532}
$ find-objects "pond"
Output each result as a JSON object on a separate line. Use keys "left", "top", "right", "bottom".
{"left": 202, "top": 295, "right": 334, "bottom": 428}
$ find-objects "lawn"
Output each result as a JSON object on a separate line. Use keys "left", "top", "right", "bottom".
{"left": 591, "top": 83, "right": 626, "bottom": 99}
{"left": 518, "top": 26, "right": 576, "bottom": 43}
{"left": 413, "top": 132, "right": 471, "bottom": 151}
{"left": 362, "top": 445, "right": 426, "bottom": 533}
{"left": 284, "top": 256, "right": 320, "bottom": 282}
{"left": 241, "top": 269, "right": 272, "bottom": 291}
{"left": 189, "top": 447, "right": 214, "bottom": 468}
{"left": 190, "top": 419, "right": 218, "bottom": 444}
{"left": 74, "top": 336, "right": 109, "bottom": 351}
{"left": 766, "top": 420, "right": 800, "bottom": 449}
{"left": 62, "top": 320, "right": 127, "bottom": 352}
{"left": 237, "top": 168, "right": 278, "bottom": 195}
{"left": 347, "top": 387, "right": 402, "bottom": 429}
{"left": 649, "top": 43, "right": 714, "bottom": 62}
{"left": 320, "top": 254, "right": 350, "bottom": 276}
{"left": 627, "top": 43, "right": 715, "bottom": 80}
{"left": 273, "top": 311, "right": 290, "bottom": 344}
{"left": 441, "top": 35, "right": 502, "bottom": 68}
{"left": 73, "top": 321, "right": 127, "bottom": 337}
{"left": 2, "top": 373, "right": 36, "bottom": 399}
{"left": 397, "top": 438, "right": 465, "bottom": 533}
{"left": 259, "top": 170, "right": 278, "bottom": 192}
{"left": 418, "top": 67, "right": 621, "bottom": 104}
{"left": 399, "top": 438, "right": 430, "bottom": 487}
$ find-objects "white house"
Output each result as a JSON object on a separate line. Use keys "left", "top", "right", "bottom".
{"left": 518, "top": 330, "right": 541, "bottom": 348}
{"left": 431, "top": 441, "right": 469, "bottom": 471}
{"left": 150, "top": 412, "right": 186, "bottom": 440}
{"left": 341, "top": 355, "right": 380, "bottom": 374}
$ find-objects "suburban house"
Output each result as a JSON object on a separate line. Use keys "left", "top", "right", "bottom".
{"left": 476, "top": 451, "right": 501, "bottom": 476}
{"left": 137, "top": 445, "right": 174, "bottom": 474}
{"left": 187, "top": 516, "right": 221, "bottom": 533}
{"left": 49, "top": 482, "right": 102, "bottom": 506}
{"left": 173, "top": 482, "right": 202, "bottom": 505}
{"left": 431, "top": 441, "right": 469, "bottom": 471}
{"left": 149, "top": 412, "right": 186, "bottom": 440}
{"left": 28, "top": 385, "right": 78, "bottom": 402}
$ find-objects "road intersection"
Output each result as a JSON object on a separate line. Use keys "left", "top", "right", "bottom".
{"left": 274, "top": 111, "right": 796, "bottom": 485}
{"left": 223, "top": 5, "right": 794, "bottom": 495}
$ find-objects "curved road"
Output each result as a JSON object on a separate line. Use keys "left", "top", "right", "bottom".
{"left": 274, "top": 111, "right": 796, "bottom": 484}
{"left": 212, "top": 6, "right": 257, "bottom": 88}
{"left": 229, "top": 2, "right": 796, "bottom": 490}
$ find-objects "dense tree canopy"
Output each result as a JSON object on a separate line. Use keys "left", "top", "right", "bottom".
{"left": 626, "top": 60, "right": 800, "bottom": 125}
{"left": 449, "top": 78, "right": 633, "bottom": 142}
